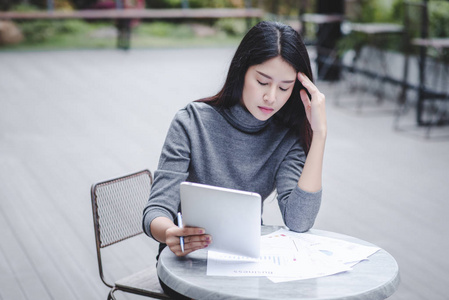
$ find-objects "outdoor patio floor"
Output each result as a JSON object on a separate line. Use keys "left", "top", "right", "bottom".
{"left": 1, "top": 47, "right": 448, "bottom": 300}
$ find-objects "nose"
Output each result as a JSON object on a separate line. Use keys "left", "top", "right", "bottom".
{"left": 264, "top": 86, "right": 276, "bottom": 105}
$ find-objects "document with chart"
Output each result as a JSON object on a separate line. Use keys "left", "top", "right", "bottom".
{"left": 206, "top": 229, "right": 379, "bottom": 282}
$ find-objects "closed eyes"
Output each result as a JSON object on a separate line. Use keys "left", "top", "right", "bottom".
{"left": 257, "top": 80, "right": 289, "bottom": 92}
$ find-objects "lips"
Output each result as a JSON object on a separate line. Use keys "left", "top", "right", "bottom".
{"left": 258, "top": 106, "right": 274, "bottom": 114}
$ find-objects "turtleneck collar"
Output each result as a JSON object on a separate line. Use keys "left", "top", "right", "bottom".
{"left": 218, "top": 103, "right": 271, "bottom": 133}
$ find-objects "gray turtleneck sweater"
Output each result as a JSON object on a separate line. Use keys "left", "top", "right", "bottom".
{"left": 142, "top": 102, "right": 321, "bottom": 239}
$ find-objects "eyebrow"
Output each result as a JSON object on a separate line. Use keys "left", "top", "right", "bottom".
{"left": 256, "top": 71, "right": 295, "bottom": 83}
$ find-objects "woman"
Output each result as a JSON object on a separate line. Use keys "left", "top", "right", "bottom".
{"left": 143, "top": 20, "right": 326, "bottom": 269}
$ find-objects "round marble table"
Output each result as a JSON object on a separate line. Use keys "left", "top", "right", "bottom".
{"left": 157, "top": 227, "right": 400, "bottom": 300}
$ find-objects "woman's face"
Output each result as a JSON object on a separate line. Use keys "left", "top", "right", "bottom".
{"left": 241, "top": 56, "right": 297, "bottom": 121}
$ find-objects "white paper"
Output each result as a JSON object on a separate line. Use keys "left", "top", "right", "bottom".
{"left": 207, "top": 250, "right": 299, "bottom": 277}
{"left": 206, "top": 229, "right": 380, "bottom": 283}
{"left": 276, "top": 228, "right": 381, "bottom": 264}
{"left": 267, "top": 237, "right": 352, "bottom": 282}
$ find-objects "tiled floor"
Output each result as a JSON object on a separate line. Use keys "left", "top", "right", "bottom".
{"left": 1, "top": 47, "right": 448, "bottom": 299}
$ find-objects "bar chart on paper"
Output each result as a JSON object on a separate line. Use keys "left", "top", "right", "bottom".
{"left": 206, "top": 229, "right": 380, "bottom": 283}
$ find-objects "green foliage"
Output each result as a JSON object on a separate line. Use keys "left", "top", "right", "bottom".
{"left": 1, "top": 19, "right": 246, "bottom": 50}
{"left": 187, "top": 0, "right": 236, "bottom": 8}
{"left": 136, "top": 21, "right": 194, "bottom": 38}
{"left": 18, "top": 19, "right": 90, "bottom": 43}
{"left": 338, "top": 0, "right": 449, "bottom": 56}
{"left": 59, "top": 19, "right": 92, "bottom": 34}
{"left": 10, "top": 4, "right": 90, "bottom": 43}
{"left": 390, "top": 0, "right": 449, "bottom": 38}
{"left": 428, "top": 1, "right": 449, "bottom": 61}
{"left": 358, "top": 0, "right": 376, "bottom": 22}
{"left": 214, "top": 18, "right": 246, "bottom": 36}
{"left": 11, "top": 3, "right": 40, "bottom": 11}
{"left": 429, "top": 1, "right": 449, "bottom": 38}
{"left": 350, "top": 0, "right": 400, "bottom": 23}
{"left": 19, "top": 20, "right": 56, "bottom": 43}
{"left": 260, "top": 0, "right": 302, "bottom": 16}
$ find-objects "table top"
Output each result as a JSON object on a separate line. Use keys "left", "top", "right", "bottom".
{"left": 301, "top": 13, "right": 345, "bottom": 24}
{"left": 157, "top": 226, "right": 400, "bottom": 300}
{"left": 350, "top": 23, "right": 403, "bottom": 35}
{"left": 412, "top": 38, "right": 449, "bottom": 49}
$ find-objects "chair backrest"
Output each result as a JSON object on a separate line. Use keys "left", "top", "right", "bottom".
{"left": 92, "top": 169, "right": 152, "bottom": 247}
{"left": 91, "top": 170, "right": 153, "bottom": 287}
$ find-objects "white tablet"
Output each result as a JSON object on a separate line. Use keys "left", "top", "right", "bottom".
{"left": 180, "top": 182, "right": 261, "bottom": 258}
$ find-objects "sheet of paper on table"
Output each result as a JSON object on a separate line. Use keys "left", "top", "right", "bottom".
{"left": 206, "top": 228, "right": 380, "bottom": 283}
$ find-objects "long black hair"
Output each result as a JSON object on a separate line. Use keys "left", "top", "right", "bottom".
{"left": 199, "top": 21, "right": 314, "bottom": 154}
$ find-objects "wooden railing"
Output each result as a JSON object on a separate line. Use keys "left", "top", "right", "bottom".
{"left": 0, "top": 8, "right": 264, "bottom": 49}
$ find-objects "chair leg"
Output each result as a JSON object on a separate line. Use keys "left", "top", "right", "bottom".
{"left": 108, "top": 287, "right": 118, "bottom": 300}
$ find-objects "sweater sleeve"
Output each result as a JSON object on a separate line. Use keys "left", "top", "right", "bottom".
{"left": 142, "top": 109, "right": 191, "bottom": 239}
{"left": 275, "top": 141, "right": 322, "bottom": 233}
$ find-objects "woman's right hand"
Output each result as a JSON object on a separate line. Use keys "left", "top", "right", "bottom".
{"left": 297, "top": 72, "right": 327, "bottom": 137}
{"left": 165, "top": 226, "right": 212, "bottom": 257}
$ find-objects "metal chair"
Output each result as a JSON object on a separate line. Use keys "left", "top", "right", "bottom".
{"left": 394, "top": 1, "right": 449, "bottom": 137}
{"left": 91, "top": 169, "right": 171, "bottom": 300}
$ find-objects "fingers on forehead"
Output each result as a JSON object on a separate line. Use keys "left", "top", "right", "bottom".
{"left": 298, "top": 73, "right": 316, "bottom": 90}
{"left": 301, "top": 78, "right": 318, "bottom": 93}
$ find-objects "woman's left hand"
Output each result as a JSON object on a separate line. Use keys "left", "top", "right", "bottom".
{"left": 297, "top": 72, "right": 327, "bottom": 137}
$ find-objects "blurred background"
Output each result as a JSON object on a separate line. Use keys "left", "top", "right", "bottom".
{"left": 0, "top": 0, "right": 446, "bottom": 51}
{"left": 1, "top": 0, "right": 448, "bottom": 300}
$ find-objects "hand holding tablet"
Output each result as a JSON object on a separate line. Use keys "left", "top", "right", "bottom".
{"left": 163, "top": 215, "right": 211, "bottom": 257}
{"left": 180, "top": 182, "right": 262, "bottom": 258}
